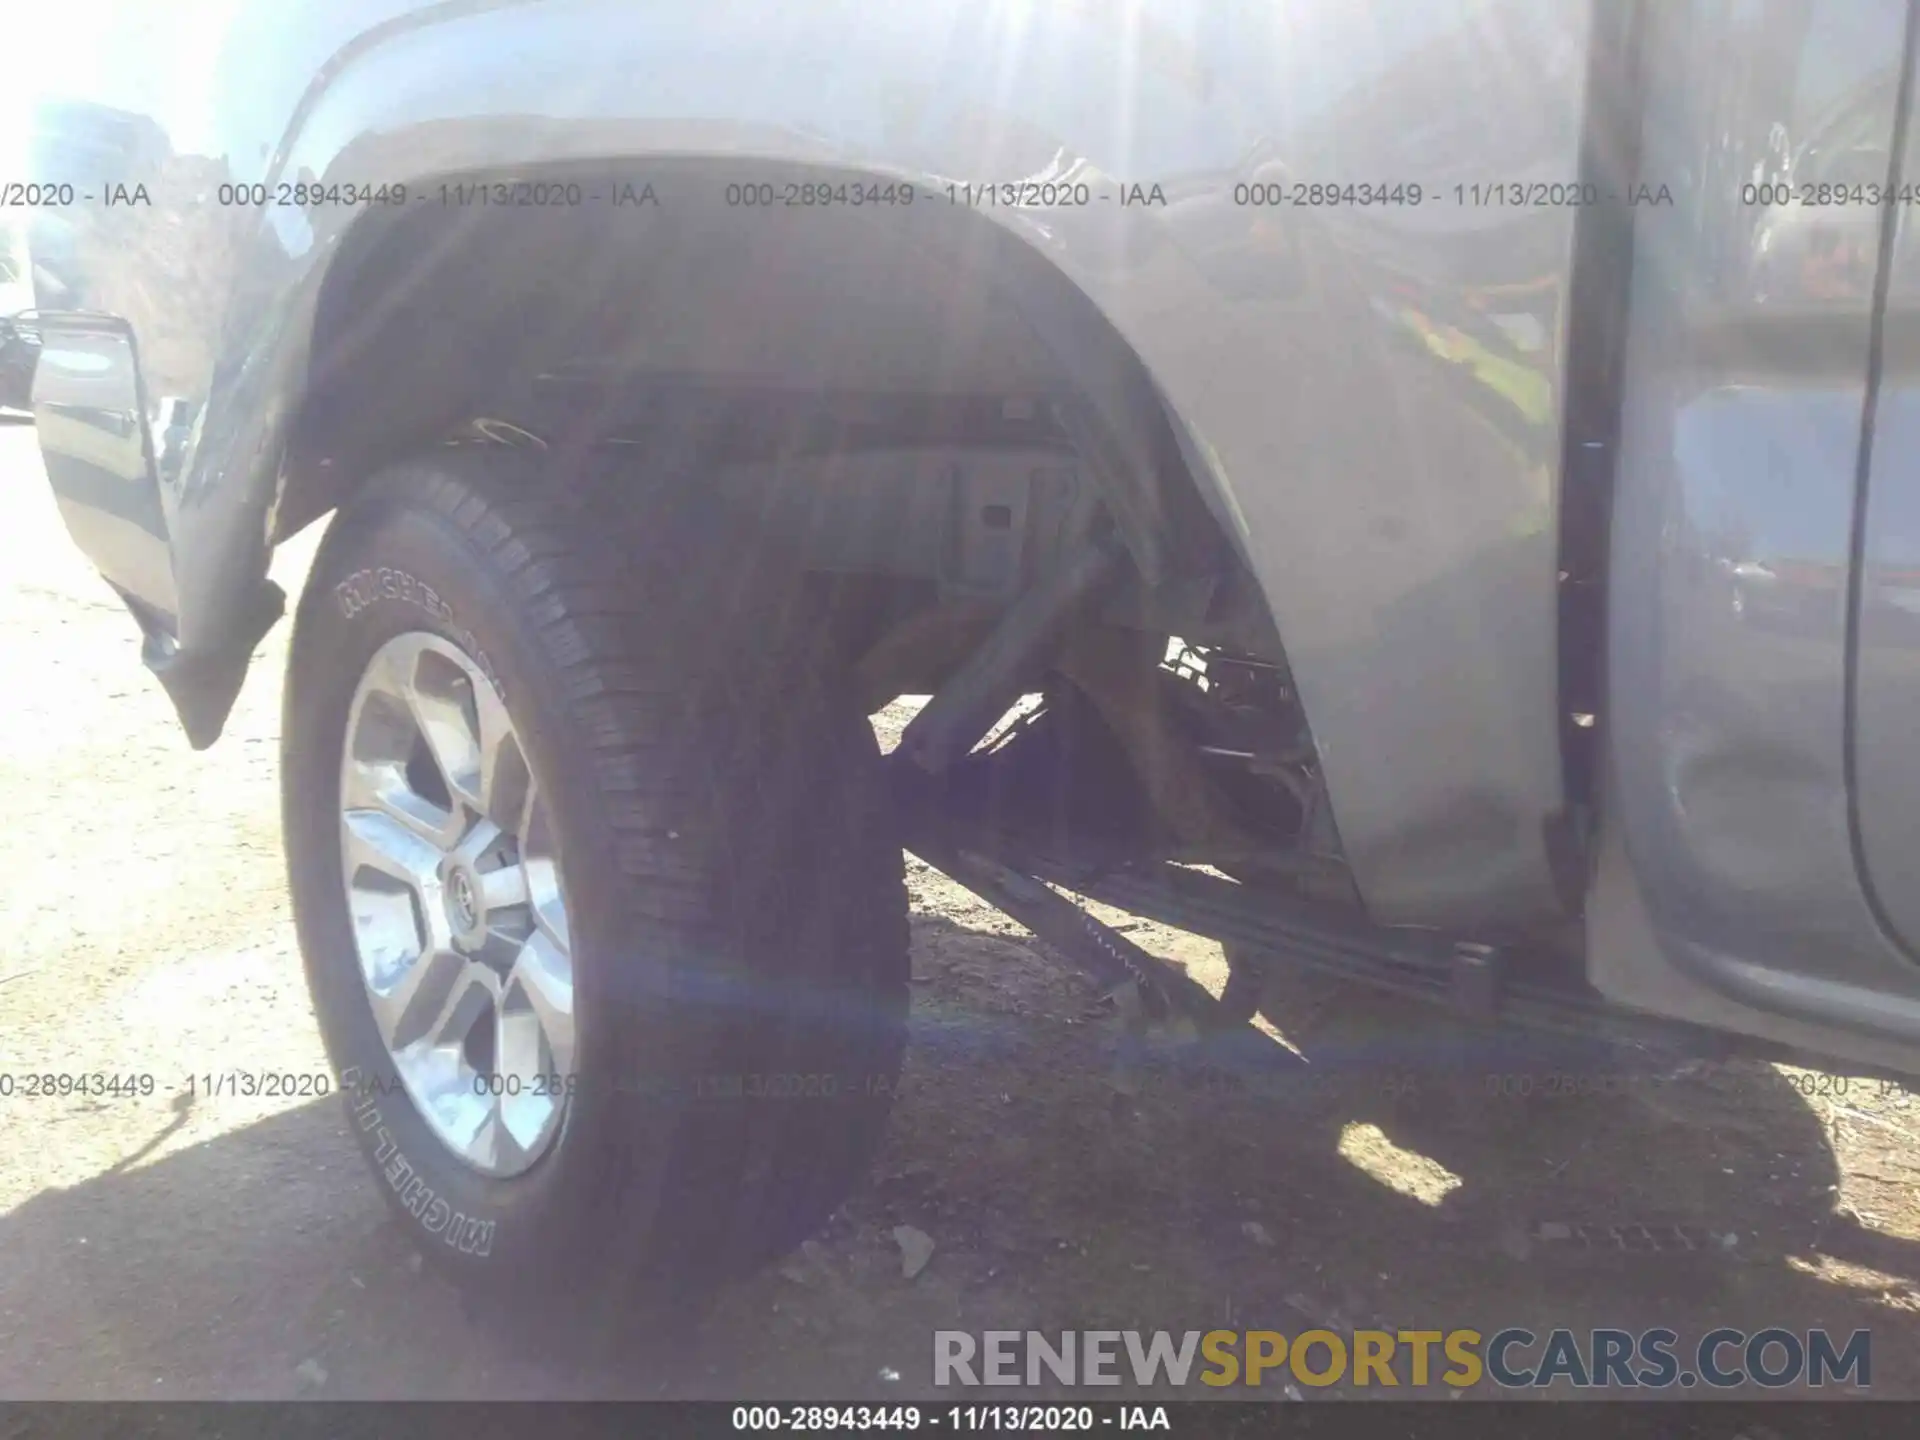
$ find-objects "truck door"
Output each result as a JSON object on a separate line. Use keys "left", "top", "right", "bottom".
{"left": 1851, "top": 54, "right": 1920, "bottom": 953}
{"left": 1593, "top": 0, "right": 1920, "bottom": 1070}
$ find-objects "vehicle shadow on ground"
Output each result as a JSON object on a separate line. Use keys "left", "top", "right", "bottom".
{"left": 2, "top": 912, "right": 1916, "bottom": 1399}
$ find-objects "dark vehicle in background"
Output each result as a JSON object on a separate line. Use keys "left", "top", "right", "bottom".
{"left": 0, "top": 315, "right": 36, "bottom": 420}
{"left": 9, "top": 0, "right": 1920, "bottom": 1312}
{"left": 0, "top": 226, "right": 33, "bottom": 418}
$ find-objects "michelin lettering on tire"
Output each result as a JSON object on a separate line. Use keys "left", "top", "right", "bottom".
{"left": 339, "top": 1066, "right": 496, "bottom": 1257}
{"left": 332, "top": 565, "right": 504, "bottom": 700}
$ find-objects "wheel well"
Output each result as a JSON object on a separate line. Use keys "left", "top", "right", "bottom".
{"left": 279, "top": 156, "right": 1231, "bottom": 596}
{"left": 283, "top": 158, "right": 1308, "bottom": 895}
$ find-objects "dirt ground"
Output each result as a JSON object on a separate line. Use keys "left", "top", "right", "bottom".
{"left": 1, "top": 424, "right": 1917, "bottom": 1402}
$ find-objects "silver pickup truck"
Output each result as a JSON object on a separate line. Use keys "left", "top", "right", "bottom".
{"left": 6, "top": 0, "right": 1920, "bottom": 1308}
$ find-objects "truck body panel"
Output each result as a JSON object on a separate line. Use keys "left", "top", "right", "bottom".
{"left": 1596, "top": 0, "right": 1920, "bottom": 1058}
{"left": 21, "top": 0, "right": 1920, "bottom": 1070}
{"left": 15, "top": 0, "right": 1589, "bottom": 929}
{"left": 1854, "top": 48, "right": 1920, "bottom": 957}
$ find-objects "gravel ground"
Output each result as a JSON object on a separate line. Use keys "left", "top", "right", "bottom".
{"left": 1, "top": 425, "right": 1917, "bottom": 1401}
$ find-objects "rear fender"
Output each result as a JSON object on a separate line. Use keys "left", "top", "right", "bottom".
{"left": 27, "top": 0, "right": 1591, "bottom": 929}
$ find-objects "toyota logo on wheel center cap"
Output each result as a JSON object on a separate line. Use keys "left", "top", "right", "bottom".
{"left": 448, "top": 868, "right": 481, "bottom": 935}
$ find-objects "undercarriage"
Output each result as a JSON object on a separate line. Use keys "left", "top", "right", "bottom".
{"left": 440, "top": 375, "right": 1861, "bottom": 1088}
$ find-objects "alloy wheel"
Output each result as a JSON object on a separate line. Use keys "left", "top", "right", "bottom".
{"left": 337, "top": 631, "right": 574, "bottom": 1177}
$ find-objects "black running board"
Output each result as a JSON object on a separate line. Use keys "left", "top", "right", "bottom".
{"left": 1017, "top": 849, "right": 1739, "bottom": 1054}
{"left": 911, "top": 836, "right": 1236, "bottom": 1031}
{"left": 907, "top": 817, "right": 1773, "bottom": 1065}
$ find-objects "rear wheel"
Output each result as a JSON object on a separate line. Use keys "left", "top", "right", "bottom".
{"left": 282, "top": 444, "right": 909, "bottom": 1307}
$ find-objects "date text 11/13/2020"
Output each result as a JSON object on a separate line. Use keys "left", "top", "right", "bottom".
{"left": 0, "top": 1070, "right": 906, "bottom": 1102}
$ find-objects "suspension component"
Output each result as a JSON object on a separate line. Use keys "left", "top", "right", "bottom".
{"left": 897, "top": 533, "right": 1128, "bottom": 773}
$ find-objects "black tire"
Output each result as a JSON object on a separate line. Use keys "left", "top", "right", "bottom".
{"left": 282, "top": 443, "right": 909, "bottom": 1307}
